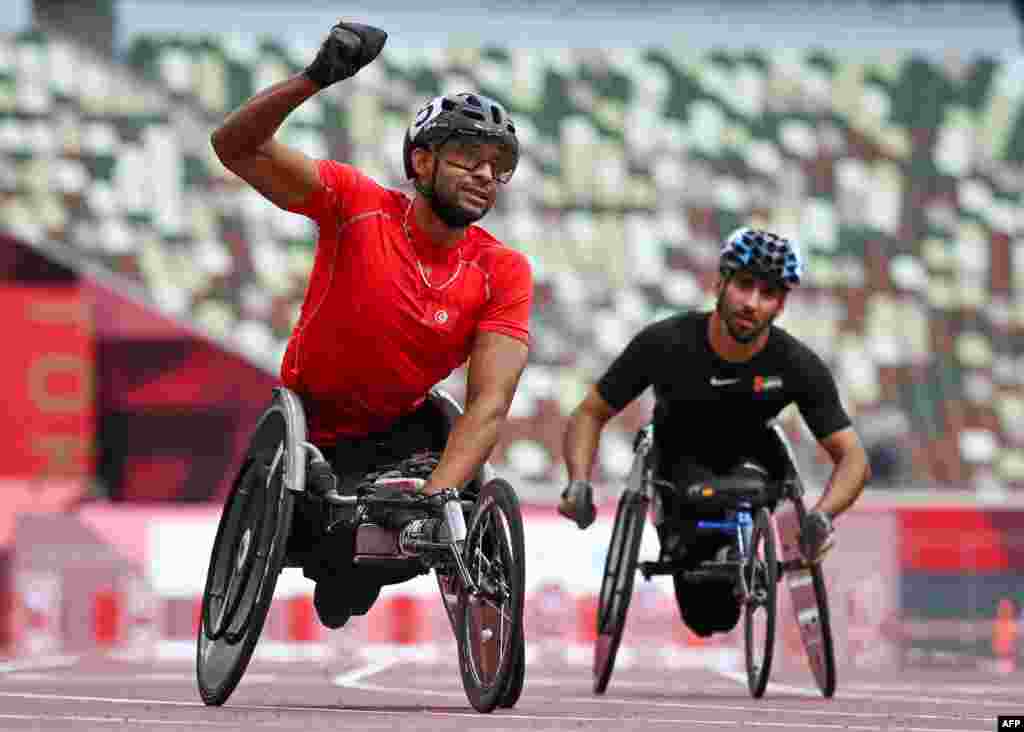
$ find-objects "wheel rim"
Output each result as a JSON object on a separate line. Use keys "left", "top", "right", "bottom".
{"left": 597, "top": 500, "right": 628, "bottom": 633}
{"left": 461, "top": 503, "right": 515, "bottom": 689}
{"left": 744, "top": 509, "right": 776, "bottom": 697}
{"left": 608, "top": 497, "right": 642, "bottom": 628}
{"left": 745, "top": 557, "right": 771, "bottom": 681}
{"left": 594, "top": 494, "right": 644, "bottom": 693}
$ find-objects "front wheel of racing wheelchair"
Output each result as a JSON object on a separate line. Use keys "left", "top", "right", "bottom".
{"left": 196, "top": 386, "right": 526, "bottom": 713}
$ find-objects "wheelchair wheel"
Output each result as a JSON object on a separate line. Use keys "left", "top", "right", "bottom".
{"left": 196, "top": 406, "right": 296, "bottom": 706}
{"left": 744, "top": 507, "right": 778, "bottom": 699}
{"left": 788, "top": 499, "right": 837, "bottom": 698}
{"left": 455, "top": 478, "right": 525, "bottom": 713}
{"left": 497, "top": 493, "right": 527, "bottom": 710}
{"left": 809, "top": 561, "right": 836, "bottom": 697}
{"left": 593, "top": 491, "right": 646, "bottom": 695}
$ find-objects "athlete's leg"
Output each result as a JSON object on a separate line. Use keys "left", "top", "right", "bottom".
{"left": 309, "top": 402, "right": 449, "bottom": 627}
{"left": 661, "top": 456, "right": 742, "bottom": 637}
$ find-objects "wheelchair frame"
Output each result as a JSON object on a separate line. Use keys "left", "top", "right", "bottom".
{"left": 196, "top": 386, "right": 526, "bottom": 713}
{"left": 592, "top": 421, "right": 836, "bottom": 699}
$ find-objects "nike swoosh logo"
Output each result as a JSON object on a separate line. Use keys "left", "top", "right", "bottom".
{"left": 710, "top": 377, "right": 740, "bottom": 386}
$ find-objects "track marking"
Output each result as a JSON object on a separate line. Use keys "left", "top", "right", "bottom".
{"left": 1, "top": 672, "right": 279, "bottom": 684}
{"left": 712, "top": 667, "right": 999, "bottom": 712}
{"left": 336, "top": 666, "right": 994, "bottom": 725}
{"left": 0, "top": 713, "right": 236, "bottom": 726}
{"left": 563, "top": 692, "right": 993, "bottom": 723}
{"left": 331, "top": 658, "right": 402, "bottom": 687}
{"left": 0, "top": 655, "right": 79, "bottom": 674}
{"left": 0, "top": 690, "right": 991, "bottom": 729}
{"left": 713, "top": 669, "right": 820, "bottom": 697}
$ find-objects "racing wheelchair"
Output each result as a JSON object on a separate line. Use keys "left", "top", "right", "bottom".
{"left": 196, "top": 386, "right": 526, "bottom": 713}
{"left": 592, "top": 422, "right": 836, "bottom": 699}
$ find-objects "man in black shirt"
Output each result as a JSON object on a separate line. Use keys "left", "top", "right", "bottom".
{"left": 559, "top": 228, "right": 871, "bottom": 637}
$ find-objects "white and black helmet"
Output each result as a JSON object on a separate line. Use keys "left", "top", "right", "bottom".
{"left": 403, "top": 92, "right": 519, "bottom": 183}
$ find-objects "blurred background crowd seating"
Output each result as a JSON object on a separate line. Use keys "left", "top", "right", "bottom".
{"left": 1, "top": 26, "right": 1022, "bottom": 499}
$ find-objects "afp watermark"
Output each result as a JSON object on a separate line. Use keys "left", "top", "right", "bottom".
{"left": 999, "top": 716, "right": 1024, "bottom": 730}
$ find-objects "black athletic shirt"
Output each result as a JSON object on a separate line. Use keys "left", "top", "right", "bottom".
{"left": 596, "top": 311, "right": 851, "bottom": 473}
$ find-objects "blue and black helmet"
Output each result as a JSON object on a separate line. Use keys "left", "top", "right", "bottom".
{"left": 719, "top": 227, "right": 803, "bottom": 289}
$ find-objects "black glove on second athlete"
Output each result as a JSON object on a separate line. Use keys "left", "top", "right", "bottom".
{"left": 303, "top": 21, "right": 387, "bottom": 88}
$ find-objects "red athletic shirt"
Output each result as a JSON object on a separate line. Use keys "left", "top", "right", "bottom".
{"left": 279, "top": 160, "right": 533, "bottom": 443}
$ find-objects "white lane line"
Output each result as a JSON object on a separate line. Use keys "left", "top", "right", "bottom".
{"left": 563, "top": 693, "right": 993, "bottom": 723}
{"left": 713, "top": 669, "right": 820, "bottom": 697}
{"left": 2, "top": 672, "right": 278, "bottom": 684}
{"left": 0, "top": 691, "right": 991, "bottom": 729}
{"left": 340, "top": 665, "right": 994, "bottom": 726}
{"left": 710, "top": 669, "right": 995, "bottom": 719}
{"left": 331, "top": 658, "right": 402, "bottom": 688}
{"left": 0, "top": 713, "right": 235, "bottom": 726}
{"left": 0, "top": 655, "right": 80, "bottom": 674}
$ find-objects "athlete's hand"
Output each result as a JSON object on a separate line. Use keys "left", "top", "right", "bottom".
{"left": 303, "top": 21, "right": 387, "bottom": 88}
{"left": 799, "top": 510, "right": 834, "bottom": 565}
{"left": 558, "top": 479, "right": 597, "bottom": 530}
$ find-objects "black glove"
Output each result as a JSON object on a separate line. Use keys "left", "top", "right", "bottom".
{"left": 303, "top": 21, "right": 387, "bottom": 88}
{"left": 305, "top": 458, "right": 337, "bottom": 498}
{"left": 799, "top": 510, "right": 834, "bottom": 564}
{"left": 558, "top": 479, "right": 597, "bottom": 530}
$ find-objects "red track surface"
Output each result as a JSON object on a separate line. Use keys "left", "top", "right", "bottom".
{"left": 0, "top": 644, "right": 1015, "bottom": 731}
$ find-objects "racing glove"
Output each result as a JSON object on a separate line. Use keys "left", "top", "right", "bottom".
{"left": 303, "top": 21, "right": 387, "bottom": 88}
{"left": 558, "top": 479, "right": 597, "bottom": 530}
{"left": 799, "top": 509, "right": 834, "bottom": 564}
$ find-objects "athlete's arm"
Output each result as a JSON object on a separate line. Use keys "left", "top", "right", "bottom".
{"left": 211, "top": 21, "right": 386, "bottom": 210}
{"left": 423, "top": 331, "right": 529, "bottom": 495}
{"left": 211, "top": 76, "right": 323, "bottom": 210}
{"left": 564, "top": 387, "right": 619, "bottom": 482}
{"left": 812, "top": 426, "right": 871, "bottom": 519}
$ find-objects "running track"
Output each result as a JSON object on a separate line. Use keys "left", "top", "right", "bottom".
{"left": 0, "top": 645, "right": 1015, "bottom": 731}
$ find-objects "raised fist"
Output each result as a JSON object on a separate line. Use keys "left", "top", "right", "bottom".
{"left": 303, "top": 21, "right": 387, "bottom": 88}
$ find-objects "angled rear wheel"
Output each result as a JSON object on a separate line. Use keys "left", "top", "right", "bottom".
{"left": 197, "top": 400, "right": 297, "bottom": 706}
{"left": 593, "top": 491, "right": 646, "bottom": 695}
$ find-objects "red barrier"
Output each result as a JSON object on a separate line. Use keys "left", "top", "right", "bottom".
{"left": 993, "top": 597, "right": 1018, "bottom": 673}
{"left": 367, "top": 594, "right": 430, "bottom": 645}
{"left": 575, "top": 594, "right": 598, "bottom": 644}
{"left": 92, "top": 588, "right": 122, "bottom": 647}
{"left": 286, "top": 595, "right": 318, "bottom": 642}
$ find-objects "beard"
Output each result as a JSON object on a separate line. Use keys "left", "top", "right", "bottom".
{"left": 716, "top": 292, "right": 772, "bottom": 344}
{"left": 425, "top": 182, "right": 490, "bottom": 228}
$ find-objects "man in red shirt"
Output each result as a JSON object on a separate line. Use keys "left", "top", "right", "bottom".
{"left": 211, "top": 21, "right": 532, "bottom": 628}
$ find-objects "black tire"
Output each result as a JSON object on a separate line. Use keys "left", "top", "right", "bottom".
{"left": 744, "top": 507, "right": 778, "bottom": 698}
{"left": 456, "top": 478, "right": 525, "bottom": 713}
{"left": 809, "top": 560, "right": 837, "bottom": 698}
{"left": 593, "top": 491, "right": 646, "bottom": 695}
{"left": 497, "top": 487, "right": 528, "bottom": 708}
{"left": 196, "top": 411, "right": 295, "bottom": 706}
{"left": 497, "top": 637, "right": 526, "bottom": 708}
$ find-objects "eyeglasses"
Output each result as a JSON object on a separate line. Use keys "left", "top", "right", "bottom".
{"left": 439, "top": 139, "right": 517, "bottom": 184}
